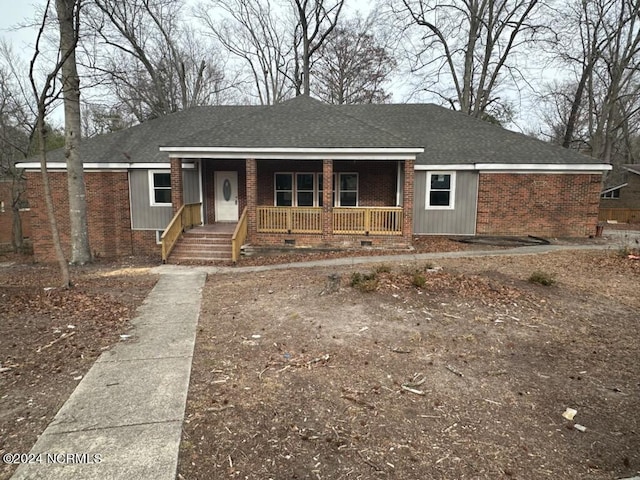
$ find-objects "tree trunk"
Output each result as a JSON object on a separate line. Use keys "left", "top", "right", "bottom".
{"left": 56, "top": 0, "right": 91, "bottom": 264}
{"left": 562, "top": 63, "right": 591, "bottom": 149}
{"left": 10, "top": 174, "right": 24, "bottom": 252}
{"left": 11, "top": 207, "right": 23, "bottom": 253}
{"left": 37, "top": 114, "right": 70, "bottom": 288}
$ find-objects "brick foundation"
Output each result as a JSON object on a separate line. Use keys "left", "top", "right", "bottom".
{"left": 25, "top": 171, "right": 157, "bottom": 262}
{"left": 476, "top": 173, "right": 602, "bottom": 237}
{"left": 253, "top": 232, "right": 410, "bottom": 249}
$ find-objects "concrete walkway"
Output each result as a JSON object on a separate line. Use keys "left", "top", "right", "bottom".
{"left": 11, "top": 271, "right": 206, "bottom": 480}
{"left": 10, "top": 235, "right": 636, "bottom": 479}
{"left": 152, "top": 242, "right": 622, "bottom": 276}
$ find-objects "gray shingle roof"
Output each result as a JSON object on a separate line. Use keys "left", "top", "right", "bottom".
{"left": 340, "top": 103, "right": 604, "bottom": 165}
{"left": 39, "top": 95, "right": 606, "bottom": 166}
{"left": 164, "top": 95, "right": 414, "bottom": 148}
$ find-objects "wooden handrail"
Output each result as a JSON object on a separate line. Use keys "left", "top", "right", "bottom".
{"left": 161, "top": 203, "right": 202, "bottom": 262}
{"left": 231, "top": 207, "right": 248, "bottom": 263}
{"left": 255, "top": 206, "right": 403, "bottom": 236}
{"left": 257, "top": 206, "right": 322, "bottom": 233}
{"left": 334, "top": 207, "right": 403, "bottom": 235}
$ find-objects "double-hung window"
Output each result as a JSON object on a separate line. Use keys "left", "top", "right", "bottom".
{"left": 426, "top": 172, "right": 455, "bottom": 209}
{"left": 296, "top": 173, "right": 315, "bottom": 206}
{"left": 338, "top": 173, "right": 358, "bottom": 206}
{"left": 275, "top": 173, "right": 294, "bottom": 206}
{"left": 274, "top": 172, "right": 359, "bottom": 207}
{"left": 149, "top": 170, "right": 172, "bottom": 206}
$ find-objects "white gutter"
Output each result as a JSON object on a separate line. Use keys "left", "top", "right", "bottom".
{"left": 15, "top": 162, "right": 196, "bottom": 170}
{"left": 415, "top": 163, "right": 612, "bottom": 172}
{"left": 158, "top": 146, "right": 424, "bottom": 160}
{"left": 475, "top": 163, "right": 612, "bottom": 171}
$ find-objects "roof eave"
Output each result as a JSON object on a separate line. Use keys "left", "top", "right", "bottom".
{"left": 158, "top": 146, "right": 424, "bottom": 160}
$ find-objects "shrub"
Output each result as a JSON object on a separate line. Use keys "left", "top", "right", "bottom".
{"left": 375, "top": 264, "right": 391, "bottom": 274}
{"left": 412, "top": 273, "right": 426, "bottom": 288}
{"left": 350, "top": 272, "right": 378, "bottom": 292}
{"left": 528, "top": 271, "right": 556, "bottom": 286}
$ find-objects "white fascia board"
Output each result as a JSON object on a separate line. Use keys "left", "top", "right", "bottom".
{"left": 414, "top": 164, "right": 475, "bottom": 171}
{"left": 476, "top": 163, "right": 612, "bottom": 172}
{"left": 16, "top": 162, "right": 196, "bottom": 170}
{"left": 600, "top": 183, "right": 627, "bottom": 194}
{"left": 158, "top": 146, "right": 423, "bottom": 160}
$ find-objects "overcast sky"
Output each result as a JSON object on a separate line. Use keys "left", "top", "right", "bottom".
{"left": 0, "top": 2, "right": 39, "bottom": 51}
{"left": 0, "top": 1, "right": 536, "bottom": 133}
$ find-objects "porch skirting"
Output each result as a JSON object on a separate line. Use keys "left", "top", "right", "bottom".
{"left": 252, "top": 232, "right": 412, "bottom": 249}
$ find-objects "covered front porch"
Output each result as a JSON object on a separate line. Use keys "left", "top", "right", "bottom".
{"left": 161, "top": 151, "right": 418, "bottom": 263}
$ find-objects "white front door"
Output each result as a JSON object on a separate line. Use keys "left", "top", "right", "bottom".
{"left": 214, "top": 171, "right": 239, "bottom": 222}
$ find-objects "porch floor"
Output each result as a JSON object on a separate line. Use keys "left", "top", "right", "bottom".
{"left": 196, "top": 223, "right": 237, "bottom": 234}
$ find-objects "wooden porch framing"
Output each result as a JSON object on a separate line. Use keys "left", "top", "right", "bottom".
{"left": 163, "top": 156, "right": 415, "bottom": 261}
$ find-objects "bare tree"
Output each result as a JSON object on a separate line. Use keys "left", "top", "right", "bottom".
{"left": 312, "top": 15, "right": 397, "bottom": 104}
{"left": 290, "top": 0, "right": 345, "bottom": 96}
{"left": 197, "top": 0, "right": 293, "bottom": 105}
{"left": 0, "top": 70, "right": 29, "bottom": 252}
{"left": 397, "top": 0, "right": 547, "bottom": 119}
{"left": 81, "top": 103, "right": 132, "bottom": 137}
{"left": 56, "top": 0, "right": 91, "bottom": 264}
{"left": 29, "top": 0, "right": 78, "bottom": 287}
{"left": 541, "top": 0, "right": 640, "bottom": 173}
{"left": 89, "top": 0, "right": 227, "bottom": 121}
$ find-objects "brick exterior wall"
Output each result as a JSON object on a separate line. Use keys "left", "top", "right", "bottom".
{"left": 402, "top": 159, "right": 414, "bottom": 242}
{"left": 246, "top": 158, "right": 257, "bottom": 243}
{"left": 25, "top": 171, "right": 158, "bottom": 262}
{"left": 255, "top": 160, "right": 397, "bottom": 206}
{"left": 170, "top": 158, "right": 183, "bottom": 214}
{"left": 476, "top": 173, "right": 602, "bottom": 237}
{"left": 250, "top": 159, "right": 412, "bottom": 249}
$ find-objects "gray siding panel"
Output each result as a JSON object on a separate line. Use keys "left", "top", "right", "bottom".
{"left": 413, "top": 171, "right": 478, "bottom": 234}
{"left": 184, "top": 167, "right": 200, "bottom": 204}
{"left": 130, "top": 170, "right": 173, "bottom": 229}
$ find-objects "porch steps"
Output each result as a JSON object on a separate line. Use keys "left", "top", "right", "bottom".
{"left": 168, "top": 228, "right": 233, "bottom": 263}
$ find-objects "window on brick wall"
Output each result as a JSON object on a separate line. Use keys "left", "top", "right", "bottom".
{"left": 426, "top": 172, "right": 455, "bottom": 209}
{"left": 296, "top": 173, "right": 315, "bottom": 206}
{"left": 338, "top": 173, "right": 358, "bottom": 206}
{"left": 275, "top": 172, "right": 330, "bottom": 207}
{"left": 149, "top": 170, "right": 172, "bottom": 206}
{"left": 272, "top": 172, "right": 359, "bottom": 207}
{"left": 275, "top": 173, "right": 294, "bottom": 206}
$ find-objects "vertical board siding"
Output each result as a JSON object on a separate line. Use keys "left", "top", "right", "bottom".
{"left": 413, "top": 171, "right": 478, "bottom": 234}
{"left": 183, "top": 167, "right": 201, "bottom": 204}
{"left": 130, "top": 169, "right": 173, "bottom": 229}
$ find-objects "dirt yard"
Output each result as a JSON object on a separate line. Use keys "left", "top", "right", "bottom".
{"left": 0, "top": 257, "right": 157, "bottom": 480}
{"left": 179, "top": 249, "right": 640, "bottom": 480}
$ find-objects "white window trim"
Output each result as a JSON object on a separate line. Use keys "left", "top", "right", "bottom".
{"left": 337, "top": 172, "right": 359, "bottom": 207}
{"left": 296, "top": 172, "right": 316, "bottom": 207}
{"left": 426, "top": 171, "right": 456, "bottom": 210}
{"left": 274, "top": 172, "right": 294, "bottom": 206}
{"left": 274, "top": 172, "right": 327, "bottom": 207}
{"left": 148, "top": 170, "right": 172, "bottom": 207}
{"left": 600, "top": 190, "right": 620, "bottom": 199}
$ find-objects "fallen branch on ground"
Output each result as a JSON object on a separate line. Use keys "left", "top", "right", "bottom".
{"left": 37, "top": 331, "right": 76, "bottom": 353}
